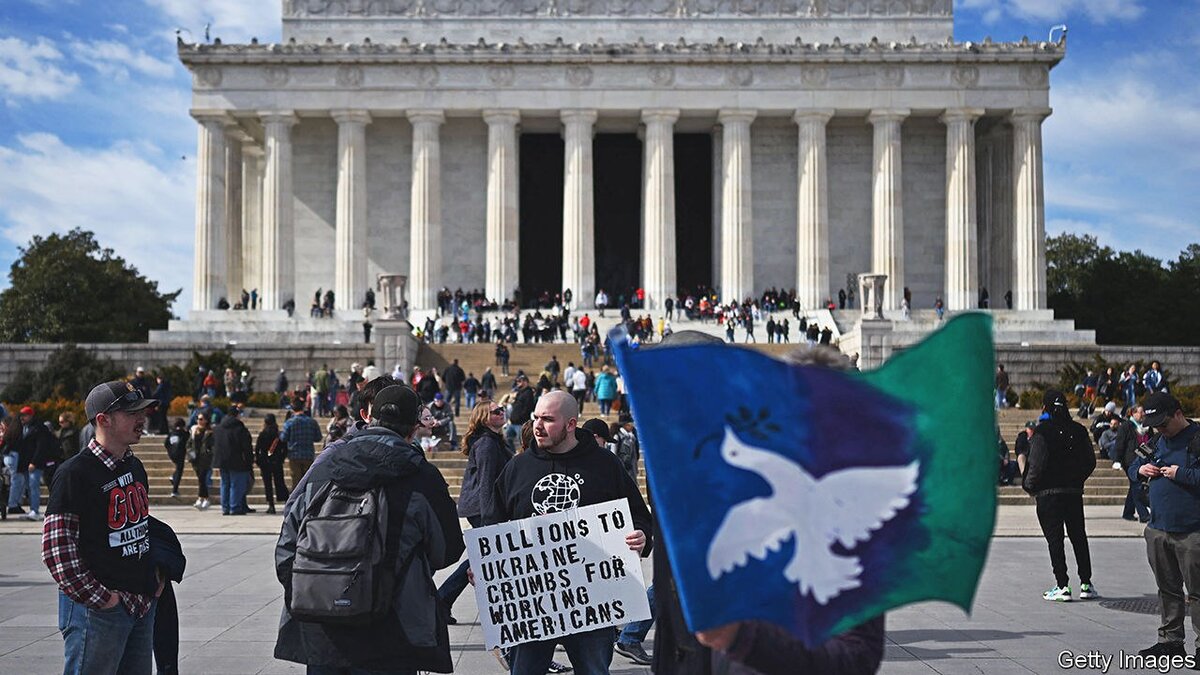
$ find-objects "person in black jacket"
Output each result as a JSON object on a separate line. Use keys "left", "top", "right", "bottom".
{"left": 274, "top": 385, "right": 464, "bottom": 673}
{"left": 1114, "top": 405, "right": 1151, "bottom": 522}
{"left": 1023, "top": 389, "right": 1099, "bottom": 602}
{"left": 437, "top": 401, "right": 513, "bottom": 623}
{"left": 441, "top": 358, "right": 466, "bottom": 416}
{"left": 255, "top": 414, "right": 288, "bottom": 514}
{"left": 505, "top": 374, "right": 536, "bottom": 453}
{"left": 12, "top": 406, "right": 55, "bottom": 518}
{"left": 211, "top": 407, "right": 254, "bottom": 516}
{"left": 163, "top": 419, "right": 189, "bottom": 498}
{"left": 484, "top": 390, "right": 652, "bottom": 675}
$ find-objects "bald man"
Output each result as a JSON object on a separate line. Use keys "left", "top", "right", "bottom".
{"left": 484, "top": 390, "right": 653, "bottom": 675}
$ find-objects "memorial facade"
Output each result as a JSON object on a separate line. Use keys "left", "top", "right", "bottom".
{"left": 180, "top": 0, "right": 1060, "bottom": 315}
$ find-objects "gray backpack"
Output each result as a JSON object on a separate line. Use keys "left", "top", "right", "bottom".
{"left": 289, "top": 481, "right": 400, "bottom": 625}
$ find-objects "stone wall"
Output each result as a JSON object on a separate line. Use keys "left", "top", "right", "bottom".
{"left": 441, "top": 117, "right": 488, "bottom": 292}
{"left": 0, "top": 344, "right": 375, "bottom": 397}
{"left": 293, "top": 117, "right": 339, "bottom": 303}
{"left": 367, "top": 117, "right": 412, "bottom": 283}
{"left": 751, "top": 118, "right": 798, "bottom": 293}
{"left": 997, "top": 345, "right": 1200, "bottom": 392}
{"left": 902, "top": 116, "right": 948, "bottom": 308}
{"left": 827, "top": 118, "right": 873, "bottom": 302}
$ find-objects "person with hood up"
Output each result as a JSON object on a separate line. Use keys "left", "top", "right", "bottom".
{"left": 274, "top": 385, "right": 464, "bottom": 673}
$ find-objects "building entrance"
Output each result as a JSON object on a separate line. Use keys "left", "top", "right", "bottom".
{"left": 518, "top": 134, "right": 564, "bottom": 306}
{"left": 593, "top": 134, "right": 642, "bottom": 305}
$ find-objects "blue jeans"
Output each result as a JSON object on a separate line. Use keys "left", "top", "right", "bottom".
{"left": 995, "top": 388, "right": 1008, "bottom": 409}
{"left": 220, "top": 470, "right": 251, "bottom": 514}
{"left": 9, "top": 467, "right": 42, "bottom": 513}
{"left": 617, "top": 585, "right": 655, "bottom": 646}
{"left": 509, "top": 627, "right": 615, "bottom": 675}
{"left": 465, "top": 391, "right": 478, "bottom": 411}
{"left": 59, "top": 592, "right": 156, "bottom": 675}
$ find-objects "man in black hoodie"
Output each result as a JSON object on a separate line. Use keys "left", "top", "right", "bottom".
{"left": 212, "top": 406, "right": 254, "bottom": 516}
{"left": 485, "top": 390, "right": 653, "bottom": 675}
{"left": 274, "top": 385, "right": 464, "bottom": 673}
{"left": 1023, "top": 389, "right": 1098, "bottom": 602}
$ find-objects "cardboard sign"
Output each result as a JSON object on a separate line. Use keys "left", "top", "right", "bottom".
{"left": 467, "top": 498, "right": 652, "bottom": 649}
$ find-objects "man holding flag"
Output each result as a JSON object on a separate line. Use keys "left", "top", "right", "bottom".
{"left": 612, "top": 314, "right": 997, "bottom": 670}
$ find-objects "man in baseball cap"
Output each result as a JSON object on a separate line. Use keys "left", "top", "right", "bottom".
{"left": 44, "top": 380, "right": 163, "bottom": 673}
{"left": 1142, "top": 392, "right": 1183, "bottom": 429}
{"left": 84, "top": 380, "right": 158, "bottom": 424}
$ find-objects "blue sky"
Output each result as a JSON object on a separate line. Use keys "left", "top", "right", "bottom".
{"left": 0, "top": 0, "right": 1197, "bottom": 318}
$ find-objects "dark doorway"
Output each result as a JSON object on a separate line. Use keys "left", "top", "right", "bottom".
{"left": 518, "top": 134, "right": 564, "bottom": 306}
{"left": 593, "top": 134, "right": 642, "bottom": 304}
{"left": 674, "top": 134, "right": 713, "bottom": 294}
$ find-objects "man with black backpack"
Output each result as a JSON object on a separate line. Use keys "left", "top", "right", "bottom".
{"left": 274, "top": 385, "right": 464, "bottom": 674}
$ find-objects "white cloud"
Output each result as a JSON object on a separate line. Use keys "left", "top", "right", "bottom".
{"left": 959, "top": 0, "right": 1144, "bottom": 25}
{"left": 144, "top": 0, "right": 282, "bottom": 44}
{"left": 68, "top": 39, "right": 177, "bottom": 80}
{"left": 0, "top": 133, "right": 194, "bottom": 311}
{"left": 0, "top": 36, "right": 81, "bottom": 103}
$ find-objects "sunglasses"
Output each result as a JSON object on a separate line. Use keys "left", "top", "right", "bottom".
{"left": 102, "top": 389, "right": 144, "bottom": 415}
{"left": 490, "top": 408, "right": 506, "bottom": 416}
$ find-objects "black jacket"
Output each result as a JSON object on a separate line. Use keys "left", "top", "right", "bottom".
{"left": 18, "top": 421, "right": 56, "bottom": 470}
{"left": 485, "top": 429, "right": 653, "bottom": 558}
{"left": 211, "top": 415, "right": 254, "bottom": 472}
{"left": 457, "top": 428, "right": 513, "bottom": 520}
{"left": 1113, "top": 418, "right": 1142, "bottom": 467}
{"left": 442, "top": 364, "right": 465, "bottom": 391}
{"left": 509, "top": 386, "right": 535, "bottom": 425}
{"left": 274, "top": 427, "right": 464, "bottom": 671}
{"left": 1023, "top": 415, "right": 1096, "bottom": 497}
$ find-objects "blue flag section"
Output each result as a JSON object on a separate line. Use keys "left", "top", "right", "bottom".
{"left": 611, "top": 314, "right": 997, "bottom": 648}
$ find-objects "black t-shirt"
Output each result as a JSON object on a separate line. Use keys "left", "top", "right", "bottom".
{"left": 46, "top": 450, "right": 157, "bottom": 596}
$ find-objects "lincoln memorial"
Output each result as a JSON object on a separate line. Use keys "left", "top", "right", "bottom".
{"left": 169, "top": 0, "right": 1088, "bottom": 352}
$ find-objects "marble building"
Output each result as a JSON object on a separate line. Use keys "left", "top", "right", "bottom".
{"left": 178, "top": 0, "right": 1063, "bottom": 324}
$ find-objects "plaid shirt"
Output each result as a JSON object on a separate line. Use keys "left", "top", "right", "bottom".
{"left": 42, "top": 440, "right": 154, "bottom": 618}
{"left": 281, "top": 413, "right": 322, "bottom": 460}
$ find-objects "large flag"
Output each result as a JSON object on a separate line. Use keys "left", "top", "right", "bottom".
{"left": 611, "top": 313, "right": 996, "bottom": 648}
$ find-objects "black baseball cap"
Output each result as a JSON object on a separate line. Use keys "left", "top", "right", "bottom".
{"left": 372, "top": 385, "right": 419, "bottom": 425}
{"left": 1142, "top": 392, "right": 1181, "bottom": 428}
{"left": 1042, "top": 389, "right": 1068, "bottom": 411}
{"left": 85, "top": 381, "right": 158, "bottom": 423}
{"left": 581, "top": 418, "right": 612, "bottom": 443}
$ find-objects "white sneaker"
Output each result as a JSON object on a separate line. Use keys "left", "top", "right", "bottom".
{"left": 1079, "top": 583, "right": 1100, "bottom": 599}
{"left": 22, "top": 512, "right": 42, "bottom": 521}
{"left": 1112, "top": 462, "right": 1122, "bottom": 470}
{"left": 199, "top": 499, "right": 210, "bottom": 510}
{"left": 193, "top": 498, "right": 202, "bottom": 509}
{"left": 1043, "top": 586, "right": 1072, "bottom": 602}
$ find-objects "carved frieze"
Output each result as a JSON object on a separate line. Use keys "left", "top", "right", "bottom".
{"left": 801, "top": 64, "right": 828, "bottom": 87}
{"left": 726, "top": 65, "right": 754, "bottom": 86}
{"left": 417, "top": 65, "right": 440, "bottom": 85}
{"left": 878, "top": 64, "right": 904, "bottom": 86}
{"left": 195, "top": 67, "right": 223, "bottom": 87}
{"left": 1019, "top": 64, "right": 1048, "bottom": 87}
{"left": 487, "top": 65, "right": 516, "bottom": 85}
{"left": 952, "top": 64, "right": 979, "bottom": 88}
{"left": 284, "top": 0, "right": 952, "bottom": 17}
{"left": 336, "top": 64, "right": 364, "bottom": 86}
{"left": 648, "top": 65, "right": 675, "bottom": 86}
{"left": 565, "top": 65, "right": 593, "bottom": 86}
{"left": 264, "top": 66, "right": 290, "bottom": 86}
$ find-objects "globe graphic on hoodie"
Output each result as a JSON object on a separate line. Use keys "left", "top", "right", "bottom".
{"left": 531, "top": 473, "right": 583, "bottom": 515}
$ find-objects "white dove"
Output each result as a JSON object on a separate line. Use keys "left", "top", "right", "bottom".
{"left": 706, "top": 426, "right": 919, "bottom": 605}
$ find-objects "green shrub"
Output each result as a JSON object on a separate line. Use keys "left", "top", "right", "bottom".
{"left": 1, "top": 344, "right": 123, "bottom": 403}
{"left": 245, "top": 392, "right": 281, "bottom": 409}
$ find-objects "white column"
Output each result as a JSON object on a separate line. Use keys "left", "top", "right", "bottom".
{"left": 241, "top": 145, "right": 264, "bottom": 302}
{"left": 333, "top": 110, "right": 371, "bottom": 312}
{"left": 719, "top": 109, "right": 756, "bottom": 304}
{"left": 641, "top": 108, "right": 679, "bottom": 312}
{"left": 483, "top": 109, "right": 521, "bottom": 305}
{"left": 794, "top": 109, "right": 833, "bottom": 311}
{"left": 408, "top": 110, "right": 444, "bottom": 311}
{"left": 191, "top": 113, "right": 227, "bottom": 311}
{"left": 869, "top": 109, "right": 908, "bottom": 310}
{"left": 259, "top": 111, "right": 298, "bottom": 311}
{"left": 941, "top": 108, "right": 985, "bottom": 311}
{"left": 224, "top": 127, "right": 246, "bottom": 303}
{"left": 1011, "top": 108, "right": 1052, "bottom": 311}
{"left": 561, "top": 109, "right": 597, "bottom": 306}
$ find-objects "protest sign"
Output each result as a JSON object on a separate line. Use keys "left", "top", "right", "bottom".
{"left": 467, "top": 498, "right": 651, "bottom": 650}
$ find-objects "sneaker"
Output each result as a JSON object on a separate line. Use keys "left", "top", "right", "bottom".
{"left": 199, "top": 498, "right": 210, "bottom": 510}
{"left": 1112, "top": 462, "right": 1122, "bottom": 470}
{"left": 1042, "top": 586, "right": 1072, "bottom": 602}
{"left": 193, "top": 498, "right": 203, "bottom": 509}
{"left": 1078, "top": 583, "right": 1099, "bottom": 599}
{"left": 170, "top": 492, "right": 179, "bottom": 498}
{"left": 614, "top": 641, "right": 653, "bottom": 665}
{"left": 22, "top": 511, "right": 43, "bottom": 521}
{"left": 1138, "top": 642, "right": 1186, "bottom": 658}
{"left": 546, "top": 661, "right": 573, "bottom": 674}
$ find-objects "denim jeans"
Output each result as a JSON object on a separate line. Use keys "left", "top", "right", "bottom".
{"left": 465, "top": 391, "right": 478, "bottom": 411}
{"left": 617, "top": 584, "right": 655, "bottom": 646}
{"left": 995, "top": 388, "right": 1008, "bottom": 409}
{"left": 1123, "top": 478, "right": 1150, "bottom": 521}
{"left": 9, "top": 468, "right": 42, "bottom": 513}
{"left": 59, "top": 591, "right": 157, "bottom": 675}
{"left": 220, "top": 470, "right": 251, "bottom": 514}
{"left": 509, "top": 627, "right": 615, "bottom": 675}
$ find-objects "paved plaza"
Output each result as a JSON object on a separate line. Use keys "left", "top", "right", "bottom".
{"left": 0, "top": 507, "right": 1182, "bottom": 674}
